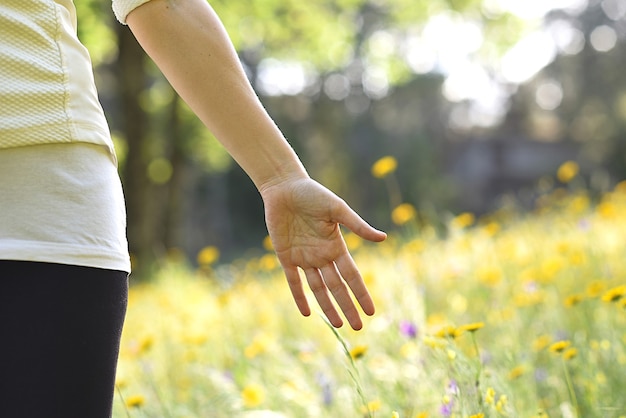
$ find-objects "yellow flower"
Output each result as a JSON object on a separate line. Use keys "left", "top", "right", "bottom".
{"left": 568, "top": 194, "right": 589, "bottom": 213}
{"left": 365, "top": 399, "right": 381, "bottom": 412}
{"left": 371, "top": 156, "right": 398, "bottom": 178}
{"left": 423, "top": 335, "right": 446, "bottom": 349}
{"left": 244, "top": 334, "right": 272, "bottom": 359}
{"left": 508, "top": 365, "right": 526, "bottom": 380}
{"left": 262, "top": 235, "right": 274, "bottom": 251}
{"left": 557, "top": 160, "right": 579, "bottom": 183}
{"left": 476, "top": 265, "right": 502, "bottom": 287}
{"left": 496, "top": 394, "right": 508, "bottom": 412}
{"left": 539, "top": 257, "right": 564, "bottom": 282}
{"left": 533, "top": 335, "right": 552, "bottom": 351}
{"left": 615, "top": 179, "right": 626, "bottom": 193}
{"left": 482, "top": 221, "right": 500, "bottom": 236}
{"left": 435, "top": 325, "right": 459, "bottom": 339}
{"left": 563, "top": 347, "right": 578, "bottom": 360}
{"left": 485, "top": 387, "right": 496, "bottom": 404}
{"left": 344, "top": 232, "right": 363, "bottom": 251}
{"left": 392, "top": 412, "right": 400, "bottom": 418}
{"left": 115, "top": 376, "right": 128, "bottom": 390}
{"left": 400, "top": 341, "right": 419, "bottom": 358}
{"left": 564, "top": 294, "right": 584, "bottom": 307}
{"left": 392, "top": 203, "right": 417, "bottom": 225}
{"left": 601, "top": 285, "right": 626, "bottom": 303}
{"left": 197, "top": 245, "right": 220, "bottom": 266}
{"left": 125, "top": 394, "right": 145, "bottom": 409}
{"left": 452, "top": 212, "right": 475, "bottom": 228}
{"left": 259, "top": 253, "right": 279, "bottom": 271}
{"left": 598, "top": 201, "right": 617, "bottom": 219}
{"left": 457, "top": 322, "right": 485, "bottom": 334}
{"left": 241, "top": 384, "right": 265, "bottom": 408}
{"left": 549, "top": 340, "right": 571, "bottom": 353}
{"left": 415, "top": 413, "right": 429, "bottom": 418}
{"left": 405, "top": 238, "right": 426, "bottom": 253}
{"left": 470, "top": 414, "right": 485, "bottom": 418}
{"left": 349, "top": 345, "right": 368, "bottom": 360}
{"left": 586, "top": 280, "right": 606, "bottom": 298}
{"left": 130, "top": 335, "right": 154, "bottom": 356}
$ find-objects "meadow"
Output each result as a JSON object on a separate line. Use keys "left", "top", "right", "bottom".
{"left": 112, "top": 161, "right": 626, "bottom": 418}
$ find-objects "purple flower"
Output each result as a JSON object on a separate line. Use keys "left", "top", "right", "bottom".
{"left": 534, "top": 368, "right": 548, "bottom": 382}
{"left": 446, "top": 379, "right": 459, "bottom": 395}
{"left": 523, "top": 281, "right": 538, "bottom": 293}
{"left": 316, "top": 372, "right": 333, "bottom": 405}
{"left": 399, "top": 320, "right": 418, "bottom": 338}
{"left": 578, "top": 218, "right": 590, "bottom": 231}
{"left": 440, "top": 401, "right": 453, "bottom": 417}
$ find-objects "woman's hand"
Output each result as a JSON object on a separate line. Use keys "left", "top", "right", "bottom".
{"left": 260, "top": 177, "right": 387, "bottom": 330}
{"left": 126, "top": 0, "right": 386, "bottom": 330}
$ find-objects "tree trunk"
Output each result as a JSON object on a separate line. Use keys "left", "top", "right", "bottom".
{"left": 116, "top": 25, "right": 153, "bottom": 275}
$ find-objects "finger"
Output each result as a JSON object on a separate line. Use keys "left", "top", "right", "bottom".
{"left": 304, "top": 267, "right": 344, "bottom": 328}
{"left": 333, "top": 201, "right": 387, "bottom": 242}
{"left": 283, "top": 266, "right": 311, "bottom": 317}
{"left": 320, "top": 263, "right": 363, "bottom": 331}
{"left": 335, "top": 253, "right": 375, "bottom": 317}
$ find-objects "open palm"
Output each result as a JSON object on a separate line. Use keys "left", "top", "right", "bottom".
{"left": 260, "top": 177, "right": 386, "bottom": 330}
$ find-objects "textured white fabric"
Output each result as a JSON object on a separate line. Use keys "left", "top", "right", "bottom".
{"left": 0, "top": 1, "right": 130, "bottom": 272}
{"left": 112, "top": 0, "right": 154, "bottom": 24}
{"left": 0, "top": 0, "right": 115, "bottom": 158}
{"left": 0, "top": 143, "right": 131, "bottom": 272}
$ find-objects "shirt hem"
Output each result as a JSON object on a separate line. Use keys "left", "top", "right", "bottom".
{"left": 0, "top": 241, "right": 131, "bottom": 273}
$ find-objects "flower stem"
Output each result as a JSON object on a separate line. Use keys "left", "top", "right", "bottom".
{"left": 471, "top": 333, "right": 483, "bottom": 407}
{"left": 561, "top": 358, "right": 579, "bottom": 417}
{"left": 321, "top": 315, "right": 373, "bottom": 418}
{"left": 116, "top": 385, "right": 132, "bottom": 418}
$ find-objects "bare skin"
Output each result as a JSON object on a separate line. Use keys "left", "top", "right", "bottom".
{"left": 127, "top": 0, "right": 386, "bottom": 330}
{"left": 261, "top": 177, "right": 386, "bottom": 329}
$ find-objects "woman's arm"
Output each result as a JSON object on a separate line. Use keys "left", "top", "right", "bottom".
{"left": 126, "top": 0, "right": 304, "bottom": 189}
{"left": 126, "top": 0, "right": 386, "bottom": 330}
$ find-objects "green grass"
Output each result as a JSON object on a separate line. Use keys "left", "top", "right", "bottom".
{"left": 113, "top": 184, "right": 626, "bottom": 418}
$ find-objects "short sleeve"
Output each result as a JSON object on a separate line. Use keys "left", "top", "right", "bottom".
{"left": 112, "top": 0, "right": 154, "bottom": 24}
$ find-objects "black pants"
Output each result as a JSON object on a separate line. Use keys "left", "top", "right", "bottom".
{"left": 0, "top": 261, "right": 128, "bottom": 418}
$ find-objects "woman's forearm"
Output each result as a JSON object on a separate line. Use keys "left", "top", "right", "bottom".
{"left": 126, "top": 0, "right": 308, "bottom": 190}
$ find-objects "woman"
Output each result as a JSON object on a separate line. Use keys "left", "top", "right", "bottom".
{"left": 0, "top": 0, "right": 386, "bottom": 416}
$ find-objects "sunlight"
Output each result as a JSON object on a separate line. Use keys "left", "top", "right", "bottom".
{"left": 535, "top": 80, "right": 564, "bottom": 110}
{"left": 589, "top": 25, "right": 618, "bottom": 52}
{"left": 420, "top": 12, "right": 483, "bottom": 75}
{"left": 256, "top": 59, "right": 316, "bottom": 96}
{"left": 548, "top": 19, "right": 586, "bottom": 55}
{"left": 253, "top": 0, "right": 595, "bottom": 126}
{"left": 500, "top": 31, "right": 557, "bottom": 84}
{"left": 490, "top": 0, "right": 588, "bottom": 18}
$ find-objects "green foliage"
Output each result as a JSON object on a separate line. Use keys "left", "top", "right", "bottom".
{"left": 211, "top": 0, "right": 363, "bottom": 69}
{"left": 75, "top": 0, "right": 118, "bottom": 66}
{"left": 178, "top": 100, "right": 234, "bottom": 174}
{"left": 113, "top": 182, "right": 626, "bottom": 417}
{"left": 210, "top": 0, "right": 526, "bottom": 77}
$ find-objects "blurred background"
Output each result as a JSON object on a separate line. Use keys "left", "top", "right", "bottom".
{"left": 78, "top": 0, "right": 626, "bottom": 273}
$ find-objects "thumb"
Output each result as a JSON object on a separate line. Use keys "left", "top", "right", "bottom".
{"left": 335, "top": 201, "right": 387, "bottom": 243}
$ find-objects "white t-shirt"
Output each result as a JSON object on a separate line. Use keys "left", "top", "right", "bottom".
{"left": 112, "top": 0, "right": 154, "bottom": 24}
{"left": 0, "top": 144, "right": 130, "bottom": 272}
{"left": 0, "top": 0, "right": 131, "bottom": 272}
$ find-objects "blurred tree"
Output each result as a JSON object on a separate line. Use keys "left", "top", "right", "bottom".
{"left": 76, "top": 0, "right": 532, "bottom": 273}
{"left": 493, "top": 0, "right": 626, "bottom": 194}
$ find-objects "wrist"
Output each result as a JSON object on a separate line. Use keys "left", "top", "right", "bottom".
{"left": 257, "top": 163, "right": 310, "bottom": 197}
